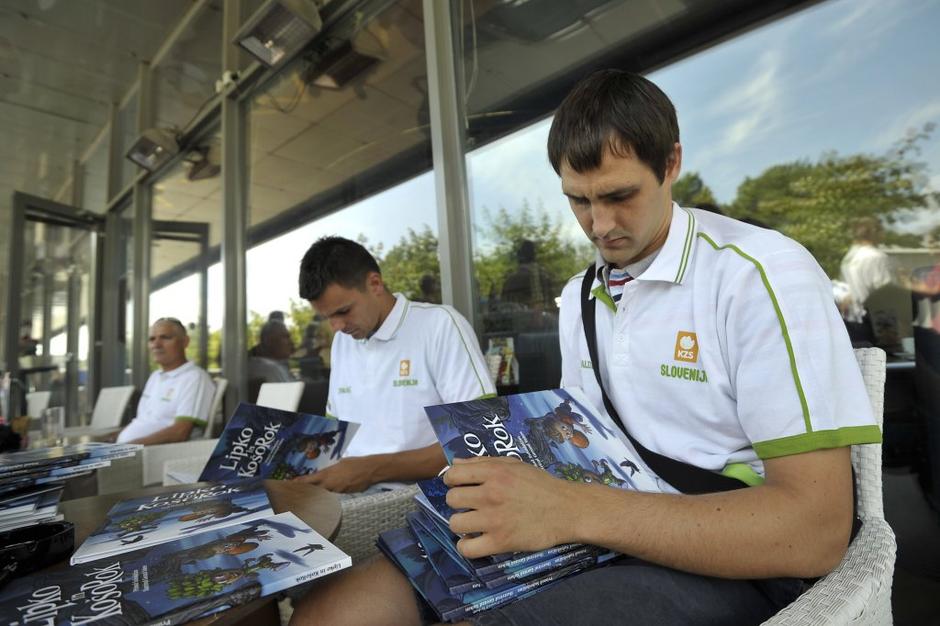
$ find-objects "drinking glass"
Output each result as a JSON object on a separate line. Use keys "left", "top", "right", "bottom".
{"left": 41, "top": 406, "right": 65, "bottom": 447}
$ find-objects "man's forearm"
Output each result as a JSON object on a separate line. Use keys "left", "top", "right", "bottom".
{"left": 127, "top": 420, "right": 194, "bottom": 446}
{"left": 569, "top": 479, "right": 851, "bottom": 579}
{"left": 365, "top": 444, "right": 448, "bottom": 484}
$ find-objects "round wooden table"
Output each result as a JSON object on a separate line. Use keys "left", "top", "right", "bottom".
{"left": 56, "top": 480, "right": 342, "bottom": 626}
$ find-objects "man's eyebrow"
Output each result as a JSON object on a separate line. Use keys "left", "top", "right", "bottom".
{"left": 598, "top": 186, "right": 640, "bottom": 200}
{"left": 562, "top": 185, "right": 641, "bottom": 201}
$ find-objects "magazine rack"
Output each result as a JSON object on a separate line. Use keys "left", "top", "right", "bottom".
{"left": 333, "top": 485, "right": 419, "bottom": 564}
{"left": 764, "top": 348, "right": 895, "bottom": 625}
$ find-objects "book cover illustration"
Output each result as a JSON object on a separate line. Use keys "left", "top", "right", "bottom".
{"left": 71, "top": 481, "right": 273, "bottom": 565}
{"left": 198, "top": 403, "right": 360, "bottom": 482}
{"left": 378, "top": 526, "right": 586, "bottom": 623}
{"left": 0, "top": 512, "right": 351, "bottom": 626}
{"left": 420, "top": 388, "right": 664, "bottom": 521}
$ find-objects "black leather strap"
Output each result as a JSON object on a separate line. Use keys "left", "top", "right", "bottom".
{"left": 580, "top": 264, "right": 746, "bottom": 494}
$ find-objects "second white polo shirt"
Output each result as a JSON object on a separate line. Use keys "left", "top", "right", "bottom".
{"left": 327, "top": 293, "right": 495, "bottom": 457}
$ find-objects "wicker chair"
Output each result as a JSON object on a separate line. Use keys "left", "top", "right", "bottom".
{"left": 333, "top": 485, "right": 419, "bottom": 564}
{"left": 764, "top": 347, "right": 895, "bottom": 625}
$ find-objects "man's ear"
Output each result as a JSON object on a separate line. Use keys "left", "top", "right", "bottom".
{"left": 666, "top": 142, "right": 682, "bottom": 185}
{"left": 365, "top": 271, "right": 385, "bottom": 295}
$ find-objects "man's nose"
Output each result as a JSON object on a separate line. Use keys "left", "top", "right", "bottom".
{"left": 591, "top": 203, "right": 616, "bottom": 239}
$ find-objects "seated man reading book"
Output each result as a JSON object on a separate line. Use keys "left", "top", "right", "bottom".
{"left": 290, "top": 71, "right": 881, "bottom": 625}
{"left": 294, "top": 237, "right": 495, "bottom": 493}
{"left": 116, "top": 318, "right": 215, "bottom": 445}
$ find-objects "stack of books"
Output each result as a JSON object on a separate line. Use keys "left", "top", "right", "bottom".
{"left": 0, "top": 480, "right": 351, "bottom": 625}
{"left": 0, "top": 442, "right": 142, "bottom": 532}
{"left": 381, "top": 389, "right": 661, "bottom": 622}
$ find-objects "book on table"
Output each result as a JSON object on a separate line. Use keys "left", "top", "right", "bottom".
{"left": 381, "top": 388, "right": 656, "bottom": 622}
{"left": 0, "top": 511, "right": 351, "bottom": 626}
{"left": 197, "top": 402, "right": 360, "bottom": 482}
{"left": 70, "top": 480, "right": 275, "bottom": 565}
{"left": 0, "top": 442, "right": 142, "bottom": 532}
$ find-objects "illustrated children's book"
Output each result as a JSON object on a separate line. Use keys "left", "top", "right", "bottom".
{"left": 0, "top": 512, "right": 351, "bottom": 626}
{"left": 198, "top": 403, "right": 359, "bottom": 482}
{"left": 419, "top": 387, "right": 664, "bottom": 522}
{"left": 71, "top": 480, "right": 273, "bottom": 565}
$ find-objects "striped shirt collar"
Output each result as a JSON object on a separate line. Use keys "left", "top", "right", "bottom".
{"left": 589, "top": 203, "right": 698, "bottom": 300}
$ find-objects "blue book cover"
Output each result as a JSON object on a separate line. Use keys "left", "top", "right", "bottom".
{"left": 0, "top": 512, "right": 350, "bottom": 626}
{"left": 198, "top": 403, "right": 359, "bottom": 482}
{"left": 379, "top": 526, "right": 587, "bottom": 623}
{"left": 71, "top": 481, "right": 273, "bottom": 565}
{"left": 407, "top": 514, "right": 484, "bottom": 595}
{"left": 420, "top": 388, "right": 663, "bottom": 523}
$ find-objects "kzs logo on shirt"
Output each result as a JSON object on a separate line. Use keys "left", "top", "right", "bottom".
{"left": 399, "top": 360, "right": 411, "bottom": 377}
{"left": 674, "top": 331, "right": 698, "bottom": 363}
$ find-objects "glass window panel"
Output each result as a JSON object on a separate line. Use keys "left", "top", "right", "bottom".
{"left": 247, "top": 0, "right": 430, "bottom": 229}
{"left": 463, "top": 0, "right": 940, "bottom": 398}
{"left": 153, "top": 0, "right": 223, "bottom": 131}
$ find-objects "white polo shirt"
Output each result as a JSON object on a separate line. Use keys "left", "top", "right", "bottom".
{"left": 327, "top": 293, "right": 495, "bottom": 457}
{"left": 559, "top": 204, "right": 882, "bottom": 491}
{"left": 117, "top": 361, "right": 215, "bottom": 443}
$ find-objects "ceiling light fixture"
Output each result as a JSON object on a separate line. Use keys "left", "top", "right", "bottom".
{"left": 125, "top": 128, "right": 180, "bottom": 172}
{"left": 234, "top": 0, "right": 323, "bottom": 67}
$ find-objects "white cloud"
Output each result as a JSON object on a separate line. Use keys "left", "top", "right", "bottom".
{"left": 872, "top": 100, "right": 940, "bottom": 149}
{"left": 698, "top": 50, "right": 783, "bottom": 160}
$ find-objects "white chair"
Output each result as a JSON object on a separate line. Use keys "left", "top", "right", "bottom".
{"left": 142, "top": 438, "right": 220, "bottom": 486}
{"left": 63, "top": 385, "right": 135, "bottom": 437}
{"left": 256, "top": 381, "right": 305, "bottom": 412}
{"left": 764, "top": 347, "right": 895, "bottom": 625}
{"left": 25, "top": 391, "right": 51, "bottom": 417}
{"left": 204, "top": 377, "right": 228, "bottom": 439}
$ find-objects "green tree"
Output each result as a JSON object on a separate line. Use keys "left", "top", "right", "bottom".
{"left": 378, "top": 226, "right": 441, "bottom": 300}
{"left": 672, "top": 172, "right": 718, "bottom": 208}
{"left": 287, "top": 298, "right": 315, "bottom": 347}
{"left": 474, "top": 200, "right": 593, "bottom": 301}
{"left": 728, "top": 125, "right": 935, "bottom": 276}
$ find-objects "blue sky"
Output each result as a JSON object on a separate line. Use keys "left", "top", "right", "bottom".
{"left": 148, "top": 0, "right": 940, "bottom": 333}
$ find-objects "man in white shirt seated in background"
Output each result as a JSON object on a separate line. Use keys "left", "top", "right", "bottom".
{"left": 294, "top": 236, "right": 495, "bottom": 493}
{"left": 116, "top": 317, "right": 215, "bottom": 445}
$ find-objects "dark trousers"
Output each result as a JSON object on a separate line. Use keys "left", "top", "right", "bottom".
{"left": 466, "top": 557, "right": 805, "bottom": 626}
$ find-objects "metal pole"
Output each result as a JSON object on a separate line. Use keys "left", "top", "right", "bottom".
{"left": 131, "top": 61, "right": 153, "bottom": 389}
{"left": 199, "top": 233, "right": 209, "bottom": 369}
{"left": 423, "top": 0, "right": 476, "bottom": 327}
{"left": 65, "top": 264, "right": 81, "bottom": 423}
{"left": 221, "top": 0, "right": 249, "bottom": 406}
{"left": 106, "top": 102, "right": 122, "bottom": 202}
{"left": 3, "top": 195, "right": 26, "bottom": 406}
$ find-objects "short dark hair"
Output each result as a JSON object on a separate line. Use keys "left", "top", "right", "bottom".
{"left": 298, "top": 236, "right": 381, "bottom": 300}
{"left": 547, "top": 69, "right": 679, "bottom": 183}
